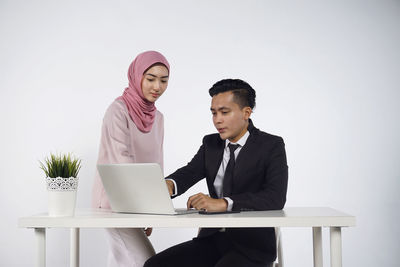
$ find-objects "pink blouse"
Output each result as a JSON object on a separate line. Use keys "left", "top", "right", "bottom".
{"left": 91, "top": 99, "right": 164, "bottom": 209}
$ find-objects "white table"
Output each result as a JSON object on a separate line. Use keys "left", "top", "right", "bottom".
{"left": 18, "top": 207, "right": 355, "bottom": 267}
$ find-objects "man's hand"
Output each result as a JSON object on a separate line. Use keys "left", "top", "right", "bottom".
{"left": 144, "top": 227, "right": 152, "bottom": 236}
{"left": 166, "top": 180, "right": 175, "bottom": 196}
{"left": 187, "top": 193, "right": 228, "bottom": 212}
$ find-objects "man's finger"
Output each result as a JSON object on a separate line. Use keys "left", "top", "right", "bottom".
{"left": 191, "top": 194, "right": 211, "bottom": 210}
{"left": 187, "top": 195, "right": 199, "bottom": 209}
{"left": 187, "top": 195, "right": 195, "bottom": 209}
{"left": 187, "top": 193, "right": 205, "bottom": 209}
{"left": 190, "top": 198, "right": 201, "bottom": 209}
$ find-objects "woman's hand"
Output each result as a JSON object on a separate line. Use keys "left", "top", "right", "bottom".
{"left": 144, "top": 227, "right": 153, "bottom": 236}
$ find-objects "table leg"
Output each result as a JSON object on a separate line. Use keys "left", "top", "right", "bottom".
{"left": 313, "top": 227, "right": 323, "bottom": 267}
{"left": 70, "top": 228, "right": 80, "bottom": 267}
{"left": 330, "top": 227, "right": 342, "bottom": 267}
{"left": 35, "top": 228, "right": 46, "bottom": 267}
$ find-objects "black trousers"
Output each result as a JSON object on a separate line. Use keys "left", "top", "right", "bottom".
{"left": 144, "top": 232, "right": 272, "bottom": 267}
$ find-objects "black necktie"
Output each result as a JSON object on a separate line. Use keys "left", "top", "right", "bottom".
{"left": 222, "top": 143, "right": 240, "bottom": 197}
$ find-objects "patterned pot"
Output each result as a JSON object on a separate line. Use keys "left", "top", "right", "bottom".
{"left": 46, "top": 177, "right": 79, "bottom": 217}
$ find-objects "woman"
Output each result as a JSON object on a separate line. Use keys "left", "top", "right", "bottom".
{"left": 92, "top": 51, "right": 170, "bottom": 266}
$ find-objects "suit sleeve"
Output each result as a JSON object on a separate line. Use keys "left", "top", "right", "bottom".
{"left": 231, "top": 138, "right": 288, "bottom": 211}
{"left": 166, "top": 138, "right": 207, "bottom": 198}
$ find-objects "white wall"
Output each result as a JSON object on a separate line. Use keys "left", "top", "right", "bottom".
{"left": 1, "top": 0, "right": 399, "bottom": 266}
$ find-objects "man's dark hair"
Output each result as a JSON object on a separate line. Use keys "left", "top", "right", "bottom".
{"left": 209, "top": 79, "right": 256, "bottom": 109}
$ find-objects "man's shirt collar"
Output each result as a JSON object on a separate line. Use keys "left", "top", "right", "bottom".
{"left": 225, "top": 130, "right": 250, "bottom": 148}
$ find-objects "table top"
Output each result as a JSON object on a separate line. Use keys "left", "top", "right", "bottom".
{"left": 18, "top": 207, "right": 356, "bottom": 228}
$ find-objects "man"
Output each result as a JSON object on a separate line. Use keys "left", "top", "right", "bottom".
{"left": 145, "top": 79, "right": 288, "bottom": 267}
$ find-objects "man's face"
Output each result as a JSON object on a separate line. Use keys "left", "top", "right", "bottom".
{"left": 211, "top": 91, "right": 251, "bottom": 143}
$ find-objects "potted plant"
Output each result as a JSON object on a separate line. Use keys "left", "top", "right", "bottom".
{"left": 39, "top": 153, "right": 82, "bottom": 217}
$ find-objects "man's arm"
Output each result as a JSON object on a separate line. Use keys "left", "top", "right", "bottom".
{"left": 165, "top": 138, "right": 207, "bottom": 198}
{"left": 164, "top": 136, "right": 229, "bottom": 212}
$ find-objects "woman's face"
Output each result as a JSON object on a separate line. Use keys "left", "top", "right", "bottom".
{"left": 141, "top": 64, "right": 169, "bottom": 102}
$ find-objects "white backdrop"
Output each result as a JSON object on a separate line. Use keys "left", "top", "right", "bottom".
{"left": 1, "top": 0, "right": 399, "bottom": 266}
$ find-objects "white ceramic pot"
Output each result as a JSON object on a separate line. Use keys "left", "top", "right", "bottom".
{"left": 46, "top": 177, "right": 78, "bottom": 217}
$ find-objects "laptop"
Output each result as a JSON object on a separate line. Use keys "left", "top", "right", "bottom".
{"left": 97, "top": 163, "right": 198, "bottom": 215}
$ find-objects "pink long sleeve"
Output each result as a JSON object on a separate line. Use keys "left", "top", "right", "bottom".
{"left": 91, "top": 99, "right": 164, "bottom": 209}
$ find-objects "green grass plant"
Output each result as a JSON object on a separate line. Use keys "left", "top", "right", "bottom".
{"left": 39, "top": 153, "right": 82, "bottom": 178}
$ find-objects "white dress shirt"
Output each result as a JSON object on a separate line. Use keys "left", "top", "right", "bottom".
{"left": 168, "top": 131, "right": 250, "bottom": 211}
{"left": 214, "top": 131, "right": 249, "bottom": 211}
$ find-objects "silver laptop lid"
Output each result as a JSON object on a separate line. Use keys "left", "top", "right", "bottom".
{"left": 97, "top": 163, "right": 176, "bottom": 215}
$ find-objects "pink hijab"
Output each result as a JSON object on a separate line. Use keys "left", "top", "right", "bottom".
{"left": 119, "top": 51, "right": 170, "bottom": 132}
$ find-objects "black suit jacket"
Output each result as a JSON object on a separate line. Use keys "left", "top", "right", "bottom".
{"left": 167, "top": 119, "right": 288, "bottom": 263}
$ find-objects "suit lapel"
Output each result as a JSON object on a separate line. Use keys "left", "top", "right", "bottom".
{"left": 234, "top": 131, "right": 257, "bottom": 170}
{"left": 207, "top": 138, "right": 225, "bottom": 197}
{"left": 234, "top": 120, "right": 258, "bottom": 176}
